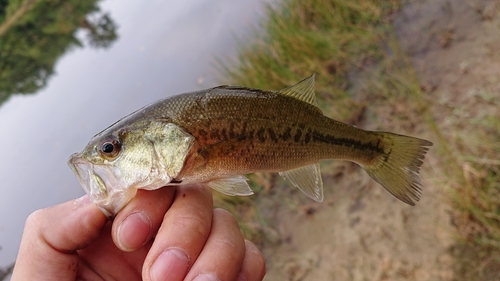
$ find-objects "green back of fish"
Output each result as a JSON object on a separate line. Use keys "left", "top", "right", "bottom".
{"left": 137, "top": 80, "right": 381, "bottom": 174}
{"left": 116, "top": 75, "right": 431, "bottom": 205}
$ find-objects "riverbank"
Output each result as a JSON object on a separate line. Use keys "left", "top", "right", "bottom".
{"left": 217, "top": 0, "right": 500, "bottom": 279}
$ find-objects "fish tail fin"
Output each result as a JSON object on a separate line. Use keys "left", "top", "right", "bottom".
{"left": 362, "top": 132, "right": 432, "bottom": 205}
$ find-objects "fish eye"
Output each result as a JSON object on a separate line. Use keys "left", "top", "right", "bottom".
{"left": 101, "top": 142, "right": 114, "bottom": 153}
{"left": 99, "top": 138, "right": 121, "bottom": 159}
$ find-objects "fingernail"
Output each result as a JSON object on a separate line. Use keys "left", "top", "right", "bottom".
{"left": 73, "top": 194, "right": 91, "bottom": 209}
{"left": 193, "top": 273, "right": 221, "bottom": 281}
{"left": 151, "top": 248, "right": 189, "bottom": 281}
{"left": 117, "top": 212, "right": 152, "bottom": 251}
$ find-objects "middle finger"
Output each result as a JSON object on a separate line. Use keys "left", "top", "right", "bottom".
{"left": 143, "top": 184, "right": 214, "bottom": 281}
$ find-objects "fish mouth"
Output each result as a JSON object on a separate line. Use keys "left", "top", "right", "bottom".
{"left": 68, "top": 153, "right": 135, "bottom": 217}
{"left": 68, "top": 153, "right": 106, "bottom": 200}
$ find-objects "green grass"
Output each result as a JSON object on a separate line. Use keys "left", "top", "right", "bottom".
{"left": 217, "top": 0, "right": 400, "bottom": 120}
{"left": 214, "top": 0, "right": 404, "bottom": 241}
{"left": 216, "top": 0, "right": 500, "bottom": 279}
{"left": 449, "top": 102, "right": 500, "bottom": 279}
{"left": 216, "top": 0, "right": 500, "bottom": 280}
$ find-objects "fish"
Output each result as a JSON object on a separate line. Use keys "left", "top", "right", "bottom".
{"left": 68, "top": 75, "right": 432, "bottom": 216}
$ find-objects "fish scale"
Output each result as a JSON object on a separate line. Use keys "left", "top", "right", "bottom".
{"left": 69, "top": 74, "right": 432, "bottom": 216}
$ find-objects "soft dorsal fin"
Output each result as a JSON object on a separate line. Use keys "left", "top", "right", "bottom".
{"left": 279, "top": 162, "right": 324, "bottom": 202}
{"left": 277, "top": 74, "right": 318, "bottom": 107}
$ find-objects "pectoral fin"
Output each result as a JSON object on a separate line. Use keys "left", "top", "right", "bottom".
{"left": 208, "top": 175, "right": 254, "bottom": 197}
{"left": 279, "top": 163, "right": 324, "bottom": 202}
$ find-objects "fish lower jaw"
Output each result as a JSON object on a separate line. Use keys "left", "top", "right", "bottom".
{"left": 92, "top": 187, "right": 139, "bottom": 218}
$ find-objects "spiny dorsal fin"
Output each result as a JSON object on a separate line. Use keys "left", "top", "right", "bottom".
{"left": 277, "top": 74, "right": 318, "bottom": 107}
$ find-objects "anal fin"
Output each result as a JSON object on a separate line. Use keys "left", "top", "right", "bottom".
{"left": 279, "top": 163, "right": 324, "bottom": 202}
{"left": 208, "top": 175, "right": 254, "bottom": 197}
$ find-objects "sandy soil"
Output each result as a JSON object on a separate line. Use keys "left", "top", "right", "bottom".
{"left": 259, "top": 1, "right": 500, "bottom": 280}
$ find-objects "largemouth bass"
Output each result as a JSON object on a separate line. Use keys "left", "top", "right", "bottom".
{"left": 69, "top": 75, "right": 432, "bottom": 216}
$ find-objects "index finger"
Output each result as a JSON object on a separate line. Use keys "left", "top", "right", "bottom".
{"left": 112, "top": 187, "right": 177, "bottom": 251}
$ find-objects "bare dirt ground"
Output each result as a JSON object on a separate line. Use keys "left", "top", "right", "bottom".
{"left": 259, "top": 1, "right": 500, "bottom": 280}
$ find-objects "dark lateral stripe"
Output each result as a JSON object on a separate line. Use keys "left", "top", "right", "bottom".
{"left": 229, "top": 123, "right": 236, "bottom": 138}
{"left": 312, "top": 130, "right": 384, "bottom": 154}
{"left": 294, "top": 129, "right": 302, "bottom": 142}
{"left": 256, "top": 128, "right": 266, "bottom": 142}
{"left": 304, "top": 131, "right": 312, "bottom": 144}
{"left": 267, "top": 128, "right": 278, "bottom": 143}
{"left": 209, "top": 129, "right": 220, "bottom": 140}
{"left": 241, "top": 122, "right": 247, "bottom": 135}
{"left": 280, "top": 127, "right": 292, "bottom": 141}
{"left": 198, "top": 129, "right": 207, "bottom": 137}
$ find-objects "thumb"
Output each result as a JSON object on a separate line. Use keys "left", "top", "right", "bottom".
{"left": 11, "top": 195, "right": 107, "bottom": 280}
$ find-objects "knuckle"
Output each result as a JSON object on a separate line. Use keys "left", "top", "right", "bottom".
{"left": 212, "top": 208, "right": 245, "bottom": 251}
{"left": 213, "top": 208, "right": 239, "bottom": 228}
{"left": 171, "top": 209, "right": 211, "bottom": 238}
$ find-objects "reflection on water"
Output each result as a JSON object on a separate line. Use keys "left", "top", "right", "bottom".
{"left": 0, "top": 0, "right": 118, "bottom": 105}
{"left": 0, "top": 0, "right": 272, "bottom": 272}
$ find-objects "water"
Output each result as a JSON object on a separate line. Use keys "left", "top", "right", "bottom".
{"left": 0, "top": 0, "right": 272, "bottom": 269}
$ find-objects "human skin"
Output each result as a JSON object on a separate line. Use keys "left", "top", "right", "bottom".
{"left": 11, "top": 184, "right": 266, "bottom": 281}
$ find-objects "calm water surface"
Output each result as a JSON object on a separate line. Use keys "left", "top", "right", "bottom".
{"left": 0, "top": 0, "right": 272, "bottom": 268}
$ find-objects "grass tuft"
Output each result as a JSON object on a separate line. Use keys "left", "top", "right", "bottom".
{"left": 216, "top": 0, "right": 500, "bottom": 279}
{"left": 215, "top": 0, "right": 403, "bottom": 242}
{"left": 217, "top": 0, "right": 399, "bottom": 120}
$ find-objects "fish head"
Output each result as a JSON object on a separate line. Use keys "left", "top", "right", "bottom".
{"left": 68, "top": 120, "right": 195, "bottom": 216}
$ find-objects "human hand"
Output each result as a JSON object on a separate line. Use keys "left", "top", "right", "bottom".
{"left": 11, "top": 184, "right": 266, "bottom": 280}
